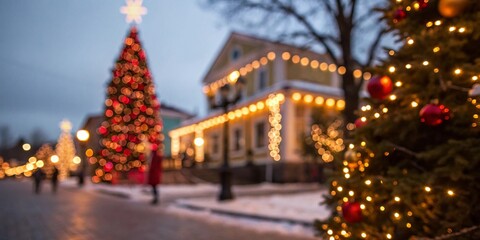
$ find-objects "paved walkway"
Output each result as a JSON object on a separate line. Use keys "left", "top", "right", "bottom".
{"left": 0, "top": 179, "right": 316, "bottom": 240}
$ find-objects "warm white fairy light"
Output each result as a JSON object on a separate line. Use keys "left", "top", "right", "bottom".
{"left": 311, "top": 120, "right": 344, "bottom": 163}
{"left": 267, "top": 94, "right": 283, "bottom": 161}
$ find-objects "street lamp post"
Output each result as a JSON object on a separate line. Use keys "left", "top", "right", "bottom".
{"left": 76, "top": 129, "right": 90, "bottom": 187}
{"left": 210, "top": 77, "right": 245, "bottom": 201}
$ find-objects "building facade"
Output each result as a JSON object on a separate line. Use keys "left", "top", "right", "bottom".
{"left": 169, "top": 33, "right": 369, "bottom": 181}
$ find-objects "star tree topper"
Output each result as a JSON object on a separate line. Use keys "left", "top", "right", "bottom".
{"left": 60, "top": 119, "right": 72, "bottom": 132}
{"left": 121, "top": 0, "right": 147, "bottom": 24}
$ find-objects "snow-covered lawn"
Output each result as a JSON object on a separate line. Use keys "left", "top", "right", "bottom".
{"left": 166, "top": 205, "right": 319, "bottom": 239}
{"left": 175, "top": 191, "right": 330, "bottom": 224}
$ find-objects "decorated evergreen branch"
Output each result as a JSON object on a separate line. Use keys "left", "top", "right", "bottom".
{"left": 317, "top": 0, "right": 480, "bottom": 239}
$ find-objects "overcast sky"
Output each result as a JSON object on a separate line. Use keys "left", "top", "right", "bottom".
{"left": 0, "top": 0, "right": 231, "bottom": 143}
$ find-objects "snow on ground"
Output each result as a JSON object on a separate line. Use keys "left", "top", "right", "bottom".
{"left": 175, "top": 191, "right": 330, "bottom": 224}
{"left": 165, "top": 205, "right": 319, "bottom": 239}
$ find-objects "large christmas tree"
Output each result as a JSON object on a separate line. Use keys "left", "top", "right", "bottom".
{"left": 317, "top": 0, "right": 480, "bottom": 239}
{"left": 92, "top": 26, "right": 163, "bottom": 183}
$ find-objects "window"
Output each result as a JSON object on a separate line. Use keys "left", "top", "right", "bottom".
{"left": 211, "top": 135, "right": 219, "bottom": 154}
{"left": 257, "top": 68, "right": 268, "bottom": 92}
{"left": 230, "top": 46, "right": 242, "bottom": 61}
{"left": 255, "top": 121, "right": 266, "bottom": 148}
{"left": 233, "top": 128, "right": 243, "bottom": 151}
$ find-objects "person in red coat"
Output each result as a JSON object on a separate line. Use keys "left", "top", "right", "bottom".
{"left": 147, "top": 150, "right": 162, "bottom": 205}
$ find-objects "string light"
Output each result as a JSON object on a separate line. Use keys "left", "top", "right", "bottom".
{"left": 447, "top": 190, "right": 455, "bottom": 196}
{"left": 205, "top": 51, "right": 371, "bottom": 95}
{"left": 267, "top": 94, "right": 283, "bottom": 161}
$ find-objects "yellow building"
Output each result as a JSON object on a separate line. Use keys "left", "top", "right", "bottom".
{"left": 170, "top": 32, "right": 368, "bottom": 182}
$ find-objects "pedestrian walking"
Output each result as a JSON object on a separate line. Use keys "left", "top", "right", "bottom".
{"left": 51, "top": 167, "right": 59, "bottom": 193}
{"left": 147, "top": 150, "right": 162, "bottom": 205}
{"left": 33, "top": 168, "right": 44, "bottom": 194}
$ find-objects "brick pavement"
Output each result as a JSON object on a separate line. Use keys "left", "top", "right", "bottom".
{"left": 0, "top": 179, "right": 316, "bottom": 240}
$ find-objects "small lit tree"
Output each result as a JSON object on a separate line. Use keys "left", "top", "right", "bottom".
{"left": 55, "top": 120, "right": 77, "bottom": 180}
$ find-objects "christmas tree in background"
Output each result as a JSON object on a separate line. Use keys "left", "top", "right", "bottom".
{"left": 317, "top": 0, "right": 480, "bottom": 239}
{"left": 55, "top": 119, "right": 77, "bottom": 180}
{"left": 91, "top": 26, "right": 163, "bottom": 183}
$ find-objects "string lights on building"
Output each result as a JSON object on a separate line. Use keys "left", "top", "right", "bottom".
{"left": 267, "top": 93, "right": 284, "bottom": 161}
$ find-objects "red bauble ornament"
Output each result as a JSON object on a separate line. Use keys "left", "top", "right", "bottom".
{"left": 393, "top": 8, "right": 407, "bottom": 23}
{"left": 367, "top": 76, "right": 393, "bottom": 100}
{"left": 419, "top": 104, "right": 451, "bottom": 126}
{"left": 104, "top": 162, "right": 114, "bottom": 172}
{"left": 342, "top": 202, "right": 363, "bottom": 223}
{"left": 131, "top": 59, "right": 139, "bottom": 66}
{"left": 98, "top": 126, "right": 108, "bottom": 135}
{"left": 417, "top": 0, "right": 428, "bottom": 9}
{"left": 354, "top": 118, "right": 367, "bottom": 128}
{"left": 139, "top": 50, "right": 146, "bottom": 60}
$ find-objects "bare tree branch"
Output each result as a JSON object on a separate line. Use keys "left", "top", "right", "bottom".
{"left": 320, "top": 0, "right": 336, "bottom": 16}
{"left": 412, "top": 225, "right": 480, "bottom": 240}
{"left": 363, "top": 27, "right": 388, "bottom": 68}
{"left": 349, "top": 0, "right": 357, "bottom": 22}
{"left": 271, "top": 0, "right": 339, "bottom": 64}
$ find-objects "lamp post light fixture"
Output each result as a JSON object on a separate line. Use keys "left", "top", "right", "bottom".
{"left": 76, "top": 129, "right": 90, "bottom": 187}
{"left": 209, "top": 76, "right": 245, "bottom": 201}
